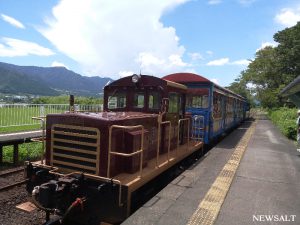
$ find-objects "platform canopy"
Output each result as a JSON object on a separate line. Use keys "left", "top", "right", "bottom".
{"left": 280, "top": 75, "right": 300, "bottom": 107}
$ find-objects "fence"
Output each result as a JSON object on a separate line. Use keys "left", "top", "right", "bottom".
{"left": 0, "top": 104, "right": 103, "bottom": 128}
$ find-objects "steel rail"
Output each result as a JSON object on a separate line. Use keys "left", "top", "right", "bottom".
{"left": 0, "top": 179, "right": 28, "bottom": 192}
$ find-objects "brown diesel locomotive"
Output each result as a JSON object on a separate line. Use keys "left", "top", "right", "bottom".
{"left": 25, "top": 74, "right": 204, "bottom": 225}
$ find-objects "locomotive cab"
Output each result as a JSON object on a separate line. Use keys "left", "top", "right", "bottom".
{"left": 25, "top": 74, "right": 204, "bottom": 225}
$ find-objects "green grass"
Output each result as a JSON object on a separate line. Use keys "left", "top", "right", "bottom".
{"left": 0, "top": 124, "right": 41, "bottom": 134}
{"left": 268, "top": 107, "right": 297, "bottom": 140}
{"left": 0, "top": 105, "right": 67, "bottom": 133}
{"left": 0, "top": 142, "right": 43, "bottom": 168}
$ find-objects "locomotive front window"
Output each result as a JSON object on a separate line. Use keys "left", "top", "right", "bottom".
{"left": 133, "top": 93, "right": 144, "bottom": 108}
{"left": 149, "top": 92, "right": 161, "bottom": 109}
{"left": 108, "top": 91, "right": 126, "bottom": 109}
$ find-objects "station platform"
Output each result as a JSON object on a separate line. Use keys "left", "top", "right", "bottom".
{"left": 122, "top": 117, "right": 300, "bottom": 225}
{"left": 0, "top": 130, "right": 42, "bottom": 165}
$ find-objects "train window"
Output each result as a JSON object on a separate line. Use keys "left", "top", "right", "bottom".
{"left": 213, "top": 93, "right": 222, "bottom": 118}
{"left": 149, "top": 92, "right": 161, "bottom": 109}
{"left": 108, "top": 91, "right": 126, "bottom": 109}
{"left": 187, "top": 95, "right": 209, "bottom": 108}
{"left": 189, "top": 96, "right": 208, "bottom": 108}
{"left": 227, "top": 98, "right": 233, "bottom": 113}
{"left": 134, "top": 93, "right": 144, "bottom": 108}
{"left": 186, "top": 88, "right": 209, "bottom": 109}
{"left": 169, "top": 93, "right": 179, "bottom": 113}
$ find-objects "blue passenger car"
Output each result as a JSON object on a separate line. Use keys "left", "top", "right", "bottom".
{"left": 163, "top": 73, "right": 247, "bottom": 144}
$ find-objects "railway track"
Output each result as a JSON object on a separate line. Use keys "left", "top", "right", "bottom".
{"left": 0, "top": 167, "right": 27, "bottom": 192}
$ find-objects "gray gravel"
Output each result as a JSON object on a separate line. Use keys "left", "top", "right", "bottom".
{"left": 0, "top": 172, "right": 45, "bottom": 225}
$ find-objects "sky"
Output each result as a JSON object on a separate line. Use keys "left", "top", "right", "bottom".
{"left": 0, "top": 0, "right": 300, "bottom": 86}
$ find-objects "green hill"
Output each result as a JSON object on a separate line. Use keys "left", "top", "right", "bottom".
{"left": 0, "top": 62, "right": 113, "bottom": 96}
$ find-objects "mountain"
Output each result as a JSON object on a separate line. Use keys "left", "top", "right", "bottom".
{"left": 0, "top": 62, "right": 113, "bottom": 96}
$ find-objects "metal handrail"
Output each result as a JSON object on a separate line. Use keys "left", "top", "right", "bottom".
{"left": 31, "top": 116, "right": 46, "bottom": 164}
{"left": 191, "top": 115, "right": 204, "bottom": 144}
{"left": 156, "top": 120, "right": 171, "bottom": 167}
{"left": 177, "top": 118, "right": 190, "bottom": 153}
{"left": 107, "top": 125, "right": 144, "bottom": 179}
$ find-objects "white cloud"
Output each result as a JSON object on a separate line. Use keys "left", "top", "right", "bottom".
{"left": 208, "top": 0, "right": 222, "bottom": 5}
{"left": 210, "top": 78, "right": 219, "bottom": 84}
{"left": 238, "top": 0, "right": 256, "bottom": 6}
{"left": 206, "top": 50, "right": 213, "bottom": 55}
{"left": 207, "top": 57, "right": 229, "bottom": 66}
{"left": 137, "top": 52, "right": 164, "bottom": 68}
{"left": 1, "top": 14, "right": 25, "bottom": 29}
{"left": 275, "top": 7, "right": 300, "bottom": 27}
{"left": 40, "top": 0, "right": 190, "bottom": 78}
{"left": 51, "top": 61, "right": 68, "bottom": 68}
{"left": 119, "top": 71, "right": 134, "bottom": 78}
{"left": 256, "top": 42, "right": 278, "bottom": 52}
{"left": 169, "top": 54, "right": 188, "bottom": 67}
{"left": 0, "top": 37, "right": 54, "bottom": 57}
{"left": 231, "top": 59, "right": 250, "bottom": 66}
{"left": 189, "top": 52, "right": 203, "bottom": 61}
{"left": 206, "top": 57, "right": 250, "bottom": 66}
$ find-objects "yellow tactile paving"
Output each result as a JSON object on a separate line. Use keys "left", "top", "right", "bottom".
{"left": 187, "top": 122, "right": 256, "bottom": 225}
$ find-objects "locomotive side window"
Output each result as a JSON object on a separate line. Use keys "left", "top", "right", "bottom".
{"left": 168, "top": 93, "right": 179, "bottom": 113}
{"left": 108, "top": 91, "right": 126, "bottom": 109}
{"left": 149, "top": 92, "right": 161, "bottom": 109}
{"left": 133, "top": 93, "right": 144, "bottom": 108}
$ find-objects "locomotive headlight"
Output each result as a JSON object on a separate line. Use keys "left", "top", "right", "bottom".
{"left": 132, "top": 74, "right": 141, "bottom": 83}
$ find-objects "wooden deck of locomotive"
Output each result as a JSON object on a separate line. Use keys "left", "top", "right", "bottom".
{"left": 113, "top": 141, "right": 203, "bottom": 192}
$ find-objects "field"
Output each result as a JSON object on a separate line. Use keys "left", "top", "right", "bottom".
{"left": 0, "top": 104, "right": 68, "bottom": 133}
{"left": 0, "top": 105, "right": 67, "bottom": 167}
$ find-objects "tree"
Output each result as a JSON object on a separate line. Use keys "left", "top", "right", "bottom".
{"left": 227, "top": 72, "right": 255, "bottom": 107}
{"left": 274, "top": 21, "right": 300, "bottom": 80}
{"left": 230, "top": 22, "right": 300, "bottom": 108}
{"left": 243, "top": 46, "right": 285, "bottom": 108}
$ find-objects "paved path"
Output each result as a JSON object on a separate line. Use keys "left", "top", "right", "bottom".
{"left": 123, "top": 118, "right": 300, "bottom": 225}
{"left": 215, "top": 119, "right": 300, "bottom": 225}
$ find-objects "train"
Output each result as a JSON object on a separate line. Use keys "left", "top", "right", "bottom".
{"left": 25, "top": 72, "right": 249, "bottom": 225}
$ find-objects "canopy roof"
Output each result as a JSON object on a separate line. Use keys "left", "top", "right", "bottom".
{"left": 280, "top": 75, "right": 300, "bottom": 107}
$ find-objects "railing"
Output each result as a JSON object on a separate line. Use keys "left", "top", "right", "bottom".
{"left": 191, "top": 115, "right": 204, "bottom": 143}
{"left": 107, "top": 125, "right": 144, "bottom": 179}
{"left": 31, "top": 116, "right": 46, "bottom": 164}
{"left": 0, "top": 104, "right": 103, "bottom": 128}
{"left": 156, "top": 120, "right": 171, "bottom": 167}
{"left": 177, "top": 118, "right": 190, "bottom": 153}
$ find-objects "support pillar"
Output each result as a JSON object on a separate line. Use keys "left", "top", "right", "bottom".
{"left": 0, "top": 145, "right": 3, "bottom": 165}
{"left": 13, "top": 144, "right": 19, "bottom": 165}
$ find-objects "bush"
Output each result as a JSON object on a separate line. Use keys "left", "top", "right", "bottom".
{"left": 268, "top": 107, "right": 297, "bottom": 140}
{"left": 31, "top": 95, "right": 103, "bottom": 105}
{"left": 1, "top": 142, "right": 43, "bottom": 165}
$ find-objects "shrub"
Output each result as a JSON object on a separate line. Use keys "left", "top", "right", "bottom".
{"left": 268, "top": 107, "right": 297, "bottom": 140}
